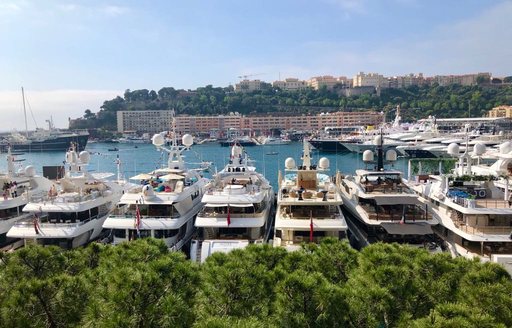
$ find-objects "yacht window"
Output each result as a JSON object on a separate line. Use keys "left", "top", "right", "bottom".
{"left": 113, "top": 229, "right": 126, "bottom": 238}
{"left": 154, "top": 229, "right": 179, "bottom": 238}
{"left": 90, "top": 207, "right": 99, "bottom": 218}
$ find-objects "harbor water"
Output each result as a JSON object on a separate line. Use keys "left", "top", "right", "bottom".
{"left": 1, "top": 142, "right": 409, "bottom": 189}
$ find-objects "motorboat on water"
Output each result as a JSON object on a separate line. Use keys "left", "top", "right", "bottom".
{"left": 273, "top": 139, "right": 347, "bottom": 250}
{"left": 7, "top": 144, "right": 125, "bottom": 249}
{"left": 338, "top": 134, "right": 441, "bottom": 251}
{"left": 191, "top": 143, "right": 274, "bottom": 262}
{"left": 260, "top": 136, "right": 291, "bottom": 145}
{"left": 103, "top": 131, "right": 208, "bottom": 251}
{"left": 407, "top": 142, "right": 512, "bottom": 274}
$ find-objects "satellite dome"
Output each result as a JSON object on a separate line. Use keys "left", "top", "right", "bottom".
{"left": 142, "top": 184, "right": 155, "bottom": 199}
{"left": 318, "top": 157, "right": 330, "bottom": 169}
{"left": 79, "top": 151, "right": 90, "bottom": 164}
{"left": 285, "top": 157, "right": 296, "bottom": 169}
{"left": 499, "top": 141, "right": 512, "bottom": 154}
{"left": 363, "top": 150, "right": 374, "bottom": 162}
{"left": 385, "top": 149, "right": 397, "bottom": 161}
{"left": 152, "top": 134, "right": 165, "bottom": 146}
{"left": 25, "top": 165, "right": 36, "bottom": 177}
{"left": 182, "top": 134, "right": 194, "bottom": 147}
{"left": 473, "top": 143, "right": 486, "bottom": 156}
{"left": 373, "top": 135, "right": 383, "bottom": 146}
{"left": 447, "top": 143, "right": 459, "bottom": 156}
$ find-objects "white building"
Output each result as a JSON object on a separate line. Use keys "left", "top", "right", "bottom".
{"left": 272, "top": 78, "right": 308, "bottom": 91}
{"left": 307, "top": 76, "right": 349, "bottom": 90}
{"left": 353, "top": 72, "right": 388, "bottom": 88}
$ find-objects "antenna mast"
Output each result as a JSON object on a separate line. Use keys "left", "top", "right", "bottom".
{"left": 22, "top": 87, "right": 29, "bottom": 138}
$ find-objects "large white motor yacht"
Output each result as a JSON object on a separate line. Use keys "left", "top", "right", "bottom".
{"left": 339, "top": 134, "right": 440, "bottom": 250}
{"left": 273, "top": 140, "right": 347, "bottom": 250}
{"left": 8, "top": 144, "right": 124, "bottom": 249}
{"left": 407, "top": 142, "right": 512, "bottom": 274}
{"left": 104, "top": 133, "right": 208, "bottom": 251}
{"left": 191, "top": 143, "right": 274, "bottom": 263}
{"left": 0, "top": 148, "right": 48, "bottom": 249}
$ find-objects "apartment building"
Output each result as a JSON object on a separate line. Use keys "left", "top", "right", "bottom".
{"left": 272, "top": 78, "right": 308, "bottom": 91}
{"left": 234, "top": 79, "right": 264, "bottom": 92}
{"left": 352, "top": 72, "right": 388, "bottom": 88}
{"left": 433, "top": 73, "right": 491, "bottom": 86}
{"left": 488, "top": 105, "right": 512, "bottom": 118}
{"left": 307, "top": 76, "right": 349, "bottom": 90}
{"left": 116, "top": 110, "right": 175, "bottom": 134}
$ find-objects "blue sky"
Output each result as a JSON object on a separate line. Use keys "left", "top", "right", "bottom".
{"left": 0, "top": 0, "right": 511, "bottom": 129}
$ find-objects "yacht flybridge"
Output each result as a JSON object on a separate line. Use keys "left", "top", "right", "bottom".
{"left": 408, "top": 141, "right": 512, "bottom": 274}
{"left": 191, "top": 143, "right": 274, "bottom": 262}
{"left": 8, "top": 144, "right": 124, "bottom": 249}
{"left": 339, "top": 133, "right": 440, "bottom": 250}
{"left": 104, "top": 131, "right": 208, "bottom": 251}
{"left": 273, "top": 139, "right": 347, "bottom": 250}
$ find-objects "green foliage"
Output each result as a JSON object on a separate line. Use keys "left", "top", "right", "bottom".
{"left": 70, "top": 83, "right": 512, "bottom": 131}
{"left": 1, "top": 238, "right": 511, "bottom": 327}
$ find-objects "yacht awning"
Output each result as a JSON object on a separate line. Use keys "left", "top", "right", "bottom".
{"left": 204, "top": 203, "right": 253, "bottom": 207}
{"left": 374, "top": 196, "right": 421, "bottom": 206}
{"left": 381, "top": 223, "right": 433, "bottom": 235}
{"left": 158, "top": 173, "right": 185, "bottom": 180}
{"left": 204, "top": 203, "right": 228, "bottom": 207}
{"left": 130, "top": 173, "right": 153, "bottom": 180}
{"left": 229, "top": 203, "right": 254, "bottom": 207}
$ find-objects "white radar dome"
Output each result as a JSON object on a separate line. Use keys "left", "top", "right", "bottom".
{"left": 142, "top": 184, "right": 155, "bottom": 199}
{"left": 182, "top": 134, "right": 194, "bottom": 147}
{"left": 318, "top": 157, "right": 330, "bottom": 169}
{"left": 373, "top": 135, "right": 383, "bottom": 146}
{"left": 152, "top": 134, "right": 165, "bottom": 146}
{"left": 79, "top": 151, "right": 90, "bottom": 164}
{"left": 363, "top": 150, "right": 374, "bottom": 162}
{"left": 25, "top": 165, "right": 36, "bottom": 177}
{"left": 385, "top": 149, "right": 397, "bottom": 161}
{"left": 447, "top": 143, "right": 460, "bottom": 156}
{"left": 285, "top": 157, "right": 296, "bottom": 169}
{"left": 499, "top": 141, "right": 512, "bottom": 154}
{"left": 473, "top": 143, "right": 486, "bottom": 156}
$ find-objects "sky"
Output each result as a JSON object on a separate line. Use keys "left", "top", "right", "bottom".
{"left": 0, "top": 0, "right": 511, "bottom": 130}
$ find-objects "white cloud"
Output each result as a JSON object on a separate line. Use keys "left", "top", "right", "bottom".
{"left": 101, "top": 5, "right": 129, "bottom": 17}
{"left": 0, "top": 89, "right": 122, "bottom": 132}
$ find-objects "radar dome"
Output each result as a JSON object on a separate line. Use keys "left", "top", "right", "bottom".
{"left": 318, "top": 157, "right": 330, "bottom": 169}
{"left": 363, "top": 150, "right": 374, "bottom": 162}
{"left": 373, "top": 135, "right": 383, "bottom": 146}
{"left": 385, "top": 149, "right": 397, "bottom": 161}
{"left": 182, "top": 134, "right": 194, "bottom": 147}
{"left": 285, "top": 157, "right": 296, "bottom": 169}
{"left": 473, "top": 143, "right": 486, "bottom": 156}
{"left": 152, "top": 134, "right": 165, "bottom": 146}
{"left": 499, "top": 141, "right": 512, "bottom": 154}
{"left": 447, "top": 143, "right": 459, "bottom": 156}
{"left": 25, "top": 165, "right": 36, "bottom": 177}
{"left": 79, "top": 151, "right": 90, "bottom": 164}
{"left": 142, "top": 184, "right": 155, "bottom": 199}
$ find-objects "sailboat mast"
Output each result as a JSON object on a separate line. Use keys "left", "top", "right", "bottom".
{"left": 22, "top": 87, "right": 29, "bottom": 138}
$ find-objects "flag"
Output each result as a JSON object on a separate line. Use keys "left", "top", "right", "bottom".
{"left": 33, "top": 214, "right": 40, "bottom": 234}
{"left": 227, "top": 205, "right": 231, "bottom": 226}
{"left": 399, "top": 217, "right": 405, "bottom": 224}
{"left": 309, "top": 211, "right": 313, "bottom": 242}
{"left": 135, "top": 204, "right": 141, "bottom": 234}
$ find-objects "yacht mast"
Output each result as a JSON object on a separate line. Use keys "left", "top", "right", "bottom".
{"left": 22, "top": 87, "right": 29, "bottom": 138}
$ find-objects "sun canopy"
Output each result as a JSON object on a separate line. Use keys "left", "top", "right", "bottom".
{"left": 151, "top": 168, "right": 184, "bottom": 174}
{"left": 381, "top": 223, "right": 433, "bottom": 235}
{"left": 129, "top": 173, "right": 153, "bottom": 180}
{"left": 158, "top": 173, "right": 185, "bottom": 180}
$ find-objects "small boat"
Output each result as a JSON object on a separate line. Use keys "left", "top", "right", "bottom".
{"left": 108, "top": 147, "right": 119, "bottom": 152}
{"left": 266, "top": 151, "right": 279, "bottom": 155}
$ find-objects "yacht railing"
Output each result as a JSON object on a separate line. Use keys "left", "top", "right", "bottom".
{"left": 453, "top": 221, "right": 512, "bottom": 236}
{"left": 107, "top": 214, "right": 180, "bottom": 220}
{"left": 30, "top": 190, "right": 109, "bottom": 203}
{"left": 14, "top": 214, "right": 101, "bottom": 228}
{"left": 448, "top": 197, "right": 511, "bottom": 209}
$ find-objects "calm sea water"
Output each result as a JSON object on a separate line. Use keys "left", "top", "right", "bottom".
{"left": 1, "top": 142, "right": 409, "bottom": 190}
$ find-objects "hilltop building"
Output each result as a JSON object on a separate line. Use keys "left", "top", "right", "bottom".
{"left": 488, "top": 105, "right": 512, "bottom": 118}
{"left": 307, "top": 76, "right": 349, "bottom": 90}
{"left": 352, "top": 72, "right": 388, "bottom": 88}
{"left": 234, "top": 79, "right": 265, "bottom": 92}
{"left": 433, "top": 73, "right": 491, "bottom": 86}
{"left": 272, "top": 78, "right": 308, "bottom": 91}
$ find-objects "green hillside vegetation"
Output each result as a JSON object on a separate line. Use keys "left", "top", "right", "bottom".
{"left": 72, "top": 84, "right": 512, "bottom": 131}
{"left": 1, "top": 238, "right": 511, "bottom": 327}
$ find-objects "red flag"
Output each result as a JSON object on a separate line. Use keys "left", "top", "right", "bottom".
{"left": 227, "top": 206, "right": 231, "bottom": 226}
{"left": 309, "top": 211, "right": 313, "bottom": 242}
{"left": 33, "top": 215, "right": 40, "bottom": 234}
{"left": 135, "top": 204, "right": 141, "bottom": 233}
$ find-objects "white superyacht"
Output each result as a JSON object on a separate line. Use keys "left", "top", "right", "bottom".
{"left": 8, "top": 144, "right": 124, "bottom": 248}
{"left": 103, "top": 133, "right": 208, "bottom": 251}
{"left": 191, "top": 143, "right": 274, "bottom": 262}
{"left": 273, "top": 140, "right": 347, "bottom": 250}
{"left": 339, "top": 134, "right": 440, "bottom": 250}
